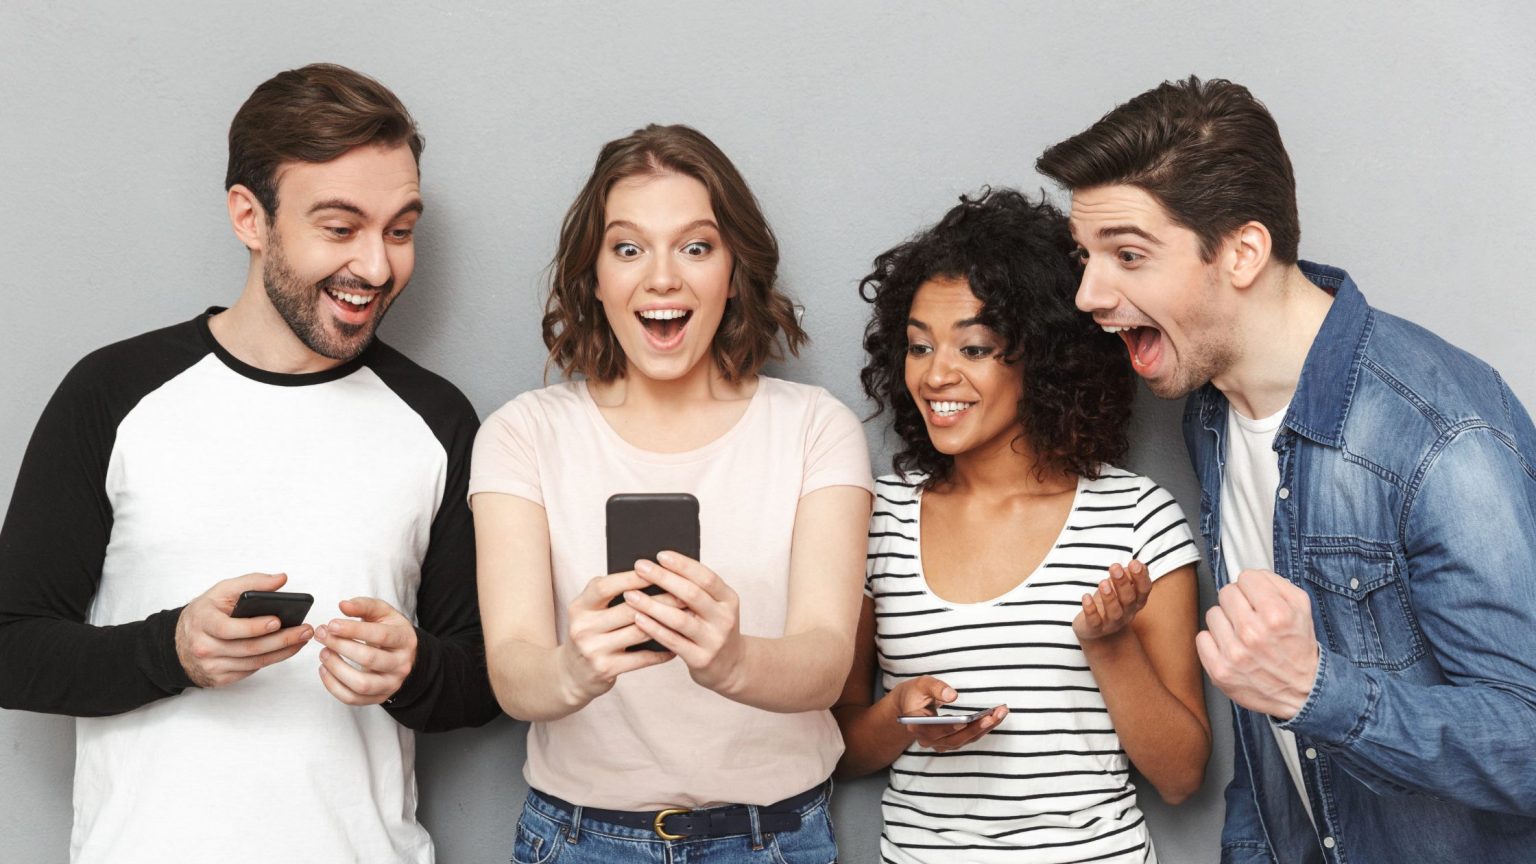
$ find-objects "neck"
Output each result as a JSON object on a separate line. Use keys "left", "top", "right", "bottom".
{"left": 591, "top": 353, "right": 750, "bottom": 411}
{"left": 208, "top": 263, "right": 344, "bottom": 375}
{"left": 943, "top": 432, "right": 1076, "bottom": 500}
{"left": 1211, "top": 264, "right": 1333, "bottom": 419}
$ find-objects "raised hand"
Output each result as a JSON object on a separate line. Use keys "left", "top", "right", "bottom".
{"left": 1196, "top": 568, "right": 1320, "bottom": 720}
{"left": 1073, "top": 560, "right": 1154, "bottom": 642}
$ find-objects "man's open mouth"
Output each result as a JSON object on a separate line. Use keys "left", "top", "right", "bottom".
{"left": 326, "top": 286, "right": 377, "bottom": 312}
{"left": 1102, "top": 324, "right": 1163, "bottom": 372}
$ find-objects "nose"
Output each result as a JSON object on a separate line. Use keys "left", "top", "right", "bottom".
{"left": 1075, "top": 259, "right": 1115, "bottom": 314}
{"left": 644, "top": 253, "right": 682, "bottom": 294}
{"left": 924, "top": 349, "right": 962, "bottom": 390}
{"left": 350, "top": 233, "right": 391, "bottom": 288}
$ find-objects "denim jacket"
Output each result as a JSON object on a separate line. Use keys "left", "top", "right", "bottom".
{"left": 1184, "top": 262, "right": 1536, "bottom": 864}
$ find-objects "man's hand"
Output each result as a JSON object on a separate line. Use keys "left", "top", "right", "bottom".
{"left": 175, "top": 572, "right": 313, "bottom": 688}
{"left": 313, "top": 597, "right": 419, "bottom": 706}
{"left": 1073, "top": 560, "right": 1153, "bottom": 642}
{"left": 1196, "top": 568, "right": 1321, "bottom": 720}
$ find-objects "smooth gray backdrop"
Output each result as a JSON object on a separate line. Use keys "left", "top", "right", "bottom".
{"left": 3, "top": 2, "right": 1533, "bottom": 861}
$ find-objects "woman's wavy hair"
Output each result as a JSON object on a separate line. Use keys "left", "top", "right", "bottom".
{"left": 541, "top": 124, "right": 806, "bottom": 383}
{"left": 858, "top": 188, "right": 1134, "bottom": 487}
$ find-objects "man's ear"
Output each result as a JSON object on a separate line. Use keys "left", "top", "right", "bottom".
{"left": 227, "top": 184, "right": 269, "bottom": 252}
{"left": 1227, "top": 221, "right": 1273, "bottom": 291}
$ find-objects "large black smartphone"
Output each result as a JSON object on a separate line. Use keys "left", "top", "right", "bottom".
{"left": 605, "top": 492, "right": 700, "bottom": 652}
{"left": 231, "top": 590, "right": 314, "bottom": 629}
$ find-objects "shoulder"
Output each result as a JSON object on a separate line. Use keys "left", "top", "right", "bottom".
{"left": 363, "top": 340, "right": 477, "bottom": 430}
{"left": 873, "top": 472, "right": 922, "bottom": 504}
{"left": 54, "top": 317, "right": 210, "bottom": 420}
{"left": 482, "top": 381, "right": 585, "bottom": 428}
{"left": 756, "top": 376, "right": 864, "bottom": 434}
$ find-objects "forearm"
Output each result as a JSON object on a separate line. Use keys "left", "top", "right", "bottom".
{"left": 0, "top": 609, "right": 191, "bottom": 715}
{"left": 832, "top": 690, "right": 911, "bottom": 778}
{"left": 485, "top": 637, "right": 593, "bottom": 723}
{"left": 383, "top": 625, "right": 501, "bottom": 732}
{"left": 717, "top": 628, "right": 851, "bottom": 713}
{"left": 1284, "top": 644, "right": 1536, "bottom": 816}
{"left": 1083, "top": 629, "right": 1210, "bottom": 803}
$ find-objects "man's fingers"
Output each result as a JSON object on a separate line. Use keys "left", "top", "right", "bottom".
{"left": 337, "top": 596, "right": 399, "bottom": 623}
{"left": 318, "top": 646, "right": 385, "bottom": 695}
{"left": 203, "top": 611, "right": 284, "bottom": 641}
{"left": 210, "top": 572, "right": 289, "bottom": 612}
{"left": 320, "top": 618, "right": 409, "bottom": 650}
{"left": 316, "top": 628, "right": 392, "bottom": 672}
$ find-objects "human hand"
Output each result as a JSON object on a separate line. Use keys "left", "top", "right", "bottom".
{"left": 1196, "top": 568, "right": 1320, "bottom": 720}
{"left": 624, "top": 551, "right": 746, "bottom": 695}
{"left": 313, "top": 597, "right": 420, "bottom": 706}
{"left": 175, "top": 572, "right": 313, "bottom": 688}
{"left": 1073, "top": 560, "right": 1153, "bottom": 642}
{"left": 557, "top": 572, "right": 677, "bottom": 707}
{"left": 892, "top": 675, "right": 1008, "bottom": 752}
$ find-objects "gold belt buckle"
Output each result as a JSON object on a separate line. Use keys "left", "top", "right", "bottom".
{"left": 653, "top": 807, "right": 689, "bottom": 841}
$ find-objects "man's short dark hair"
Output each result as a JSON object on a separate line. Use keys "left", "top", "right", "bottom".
{"left": 225, "top": 63, "right": 422, "bottom": 222}
{"left": 1037, "top": 75, "right": 1299, "bottom": 264}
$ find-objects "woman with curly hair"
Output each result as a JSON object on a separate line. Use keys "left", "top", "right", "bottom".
{"left": 470, "top": 124, "right": 873, "bottom": 863}
{"left": 833, "top": 189, "right": 1210, "bottom": 864}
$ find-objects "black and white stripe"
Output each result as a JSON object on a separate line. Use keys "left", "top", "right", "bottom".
{"left": 865, "top": 470, "right": 1199, "bottom": 864}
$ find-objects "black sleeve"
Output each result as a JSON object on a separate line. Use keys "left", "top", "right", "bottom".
{"left": 0, "top": 329, "right": 202, "bottom": 715}
{"left": 370, "top": 346, "right": 501, "bottom": 732}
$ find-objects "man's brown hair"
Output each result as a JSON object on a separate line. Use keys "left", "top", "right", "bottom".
{"left": 225, "top": 63, "right": 422, "bottom": 221}
{"left": 1037, "top": 76, "right": 1300, "bottom": 264}
{"left": 542, "top": 124, "right": 806, "bottom": 383}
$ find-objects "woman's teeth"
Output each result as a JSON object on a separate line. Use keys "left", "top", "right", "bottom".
{"left": 929, "top": 400, "right": 973, "bottom": 416}
{"left": 639, "top": 309, "right": 688, "bottom": 320}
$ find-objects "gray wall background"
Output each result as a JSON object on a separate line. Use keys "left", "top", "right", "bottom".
{"left": 3, "top": 2, "right": 1533, "bottom": 861}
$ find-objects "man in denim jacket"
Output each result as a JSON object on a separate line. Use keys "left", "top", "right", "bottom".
{"left": 1037, "top": 76, "right": 1536, "bottom": 863}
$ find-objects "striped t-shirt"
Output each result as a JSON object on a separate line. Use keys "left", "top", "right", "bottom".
{"left": 866, "top": 468, "right": 1201, "bottom": 864}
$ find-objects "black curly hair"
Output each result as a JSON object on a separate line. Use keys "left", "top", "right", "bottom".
{"left": 858, "top": 188, "right": 1134, "bottom": 487}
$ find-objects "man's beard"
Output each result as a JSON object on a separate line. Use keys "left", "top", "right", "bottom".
{"left": 262, "top": 228, "right": 395, "bottom": 362}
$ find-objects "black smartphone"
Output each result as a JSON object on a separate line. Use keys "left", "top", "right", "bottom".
{"left": 231, "top": 590, "right": 314, "bottom": 629}
{"left": 605, "top": 492, "right": 700, "bottom": 652}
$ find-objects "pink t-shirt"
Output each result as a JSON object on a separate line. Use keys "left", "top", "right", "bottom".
{"left": 469, "top": 376, "right": 874, "bottom": 810}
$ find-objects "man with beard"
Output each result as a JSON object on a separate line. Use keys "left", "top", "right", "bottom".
{"left": 1036, "top": 76, "right": 1536, "bottom": 864}
{"left": 0, "top": 64, "right": 499, "bottom": 863}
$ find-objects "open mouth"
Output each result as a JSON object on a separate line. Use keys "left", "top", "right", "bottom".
{"left": 1102, "top": 324, "right": 1163, "bottom": 374}
{"left": 325, "top": 286, "right": 378, "bottom": 313}
{"left": 637, "top": 308, "right": 692, "bottom": 348}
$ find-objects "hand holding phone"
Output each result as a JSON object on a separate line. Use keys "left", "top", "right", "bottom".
{"left": 891, "top": 675, "right": 1008, "bottom": 752}
{"left": 175, "top": 572, "right": 314, "bottom": 689}
{"left": 605, "top": 493, "right": 700, "bottom": 652}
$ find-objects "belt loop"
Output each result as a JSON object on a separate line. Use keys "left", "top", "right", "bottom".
{"left": 748, "top": 803, "right": 765, "bottom": 850}
{"left": 567, "top": 805, "right": 583, "bottom": 844}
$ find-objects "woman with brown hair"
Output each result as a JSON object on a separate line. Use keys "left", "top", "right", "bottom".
{"left": 833, "top": 189, "right": 1210, "bottom": 863}
{"left": 469, "top": 124, "right": 873, "bottom": 863}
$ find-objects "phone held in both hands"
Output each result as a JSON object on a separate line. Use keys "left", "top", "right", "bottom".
{"left": 230, "top": 590, "right": 314, "bottom": 629}
{"left": 897, "top": 708, "right": 997, "bottom": 725}
{"left": 605, "top": 492, "right": 701, "bottom": 652}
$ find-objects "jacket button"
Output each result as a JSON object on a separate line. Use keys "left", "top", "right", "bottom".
{"left": 1323, "top": 836, "right": 1336, "bottom": 849}
{"left": 1305, "top": 747, "right": 1317, "bottom": 760}
{"left": 1349, "top": 578, "right": 1360, "bottom": 590}
{"left": 1278, "top": 487, "right": 1291, "bottom": 500}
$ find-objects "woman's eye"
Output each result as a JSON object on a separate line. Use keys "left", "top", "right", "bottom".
{"left": 961, "top": 345, "right": 996, "bottom": 359}
{"left": 613, "top": 242, "right": 641, "bottom": 258}
{"left": 1071, "top": 247, "right": 1088, "bottom": 264}
{"left": 905, "top": 344, "right": 932, "bottom": 357}
{"left": 681, "top": 241, "right": 711, "bottom": 257}
{"left": 1118, "top": 250, "right": 1144, "bottom": 265}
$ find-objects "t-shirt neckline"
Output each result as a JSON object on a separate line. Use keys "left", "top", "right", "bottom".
{"left": 577, "top": 375, "right": 767, "bottom": 465}
{"left": 913, "top": 472, "right": 1087, "bottom": 608}
{"left": 197, "top": 307, "right": 369, "bottom": 387}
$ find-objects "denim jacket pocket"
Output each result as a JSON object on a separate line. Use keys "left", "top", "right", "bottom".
{"left": 1300, "top": 538, "right": 1425, "bottom": 670}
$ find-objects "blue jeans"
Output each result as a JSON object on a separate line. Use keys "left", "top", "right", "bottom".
{"left": 512, "top": 786, "right": 838, "bottom": 864}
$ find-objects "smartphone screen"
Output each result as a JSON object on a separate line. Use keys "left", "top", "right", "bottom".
{"left": 605, "top": 493, "right": 700, "bottom": 651}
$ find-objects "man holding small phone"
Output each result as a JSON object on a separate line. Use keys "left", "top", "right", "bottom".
{"left": 0, "top": 64, "right": 498, "bottom": 863}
